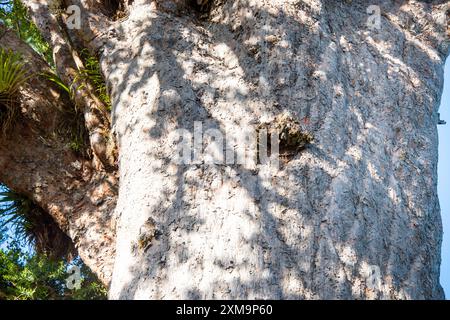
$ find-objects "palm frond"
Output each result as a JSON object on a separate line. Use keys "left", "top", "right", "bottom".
{"left": 0, "top": 189, "right": 76, "bottom": 260}
{"left": 41, "top": 72, "right": 72, "bottom": 97}
{"left": 0, "top": 48, "right": 31, "bottom": 135}
{"left": 0, "top": 49, "right": 29, "bottom": 97}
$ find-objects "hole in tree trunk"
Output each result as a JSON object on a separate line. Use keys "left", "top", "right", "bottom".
{"left": 257, "top": 113, "right": 314, "bottom": 164}
{"left": 188, "top": 0, "right": 213, "bottom": 13}
{"left": 102, "top": 0, "right": 128, "bottom": 20}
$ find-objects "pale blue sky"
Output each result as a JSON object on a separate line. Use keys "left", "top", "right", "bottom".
{"left": 438, "top": 60, "right": 449, "bottom": 298}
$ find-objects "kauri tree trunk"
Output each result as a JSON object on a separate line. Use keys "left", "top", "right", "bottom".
{"left": 1, "top": 0, "right": 449, "bottom": 299}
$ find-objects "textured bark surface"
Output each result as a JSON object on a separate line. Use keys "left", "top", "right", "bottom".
{"left": 102, "top": 0, "right": 449, "bottom": 299}
{"left": 1, "top": 0, "right": 449, "bottom": 299}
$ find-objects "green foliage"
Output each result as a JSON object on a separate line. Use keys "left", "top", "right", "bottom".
{"left": 63, "top": 107, "right": 91, "bottom": 156}
{"left": 0, "top": 244, "right": 107, "bottom": 300}
{"left": 0, "top": 3, "right": 108, "bottom": 299}
{"left": 0, "top": 49, "right": 28, "bottom": 98}
{"left": 1, "top": 1, "right": 110, "bottom": 150}
{"left": 42, "top": 71, "right": 72, "bottom": 97}
{"left": 44, "top": 50, "right": 112, "bottom": 111}
{"left": 40, "top": 69, "right": 87, "bottom": 155}
{"left": 76, "top": 49, "right": 112, "bottom": 110}
{"left": 0, "top": 48, "right": 30, "bottom": 134}
{"left": 0, "top": 246, "right": 66, "bottom": 300}
{"left": 0, "top": 187, "right": 107, "bottom": 300}
{"left": 42, "top": 52, "right": 110, "bottom": 156}
{"left": 0, "top": 189, "right": 76, "bottom": 260}
{"left": 40, "top": 71, "right": 91, "bottom": 156}
{"left": 0, "top": 189, "right": 35, "bottom": 246}
{"left": 68, "top": 133, "right": 86, "bottom": 154}
{"left": 0, "top": 1, "right": 48, "bottom": 135}
{"left": 0, "top": 0, "right": 53, "bottom": 65}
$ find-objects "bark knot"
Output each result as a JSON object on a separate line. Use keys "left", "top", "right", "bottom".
{"left": 257, "top": 112, "right": 314, "bottom": 162}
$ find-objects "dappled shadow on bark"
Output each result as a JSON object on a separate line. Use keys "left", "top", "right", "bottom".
{"left": 107, "top": 0, "right": 448, "bottom": 299}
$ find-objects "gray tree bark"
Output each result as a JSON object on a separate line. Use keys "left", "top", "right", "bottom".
{"left": 105, "top": 0, "right": 449, "bottom": 299}
{"left": 4, "top": 0, "right": 449, "bottom": 299}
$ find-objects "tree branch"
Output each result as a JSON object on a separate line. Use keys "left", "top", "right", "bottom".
{"left": 0, "top": 26, "right": 117, "bottom": 286}
{"left": 22, "top": 0, "right": 116, "bottom": 172}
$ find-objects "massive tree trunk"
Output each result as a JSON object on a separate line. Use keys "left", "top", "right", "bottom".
{"left": 1, "top": 0, "right": 449, "bottom": 299}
